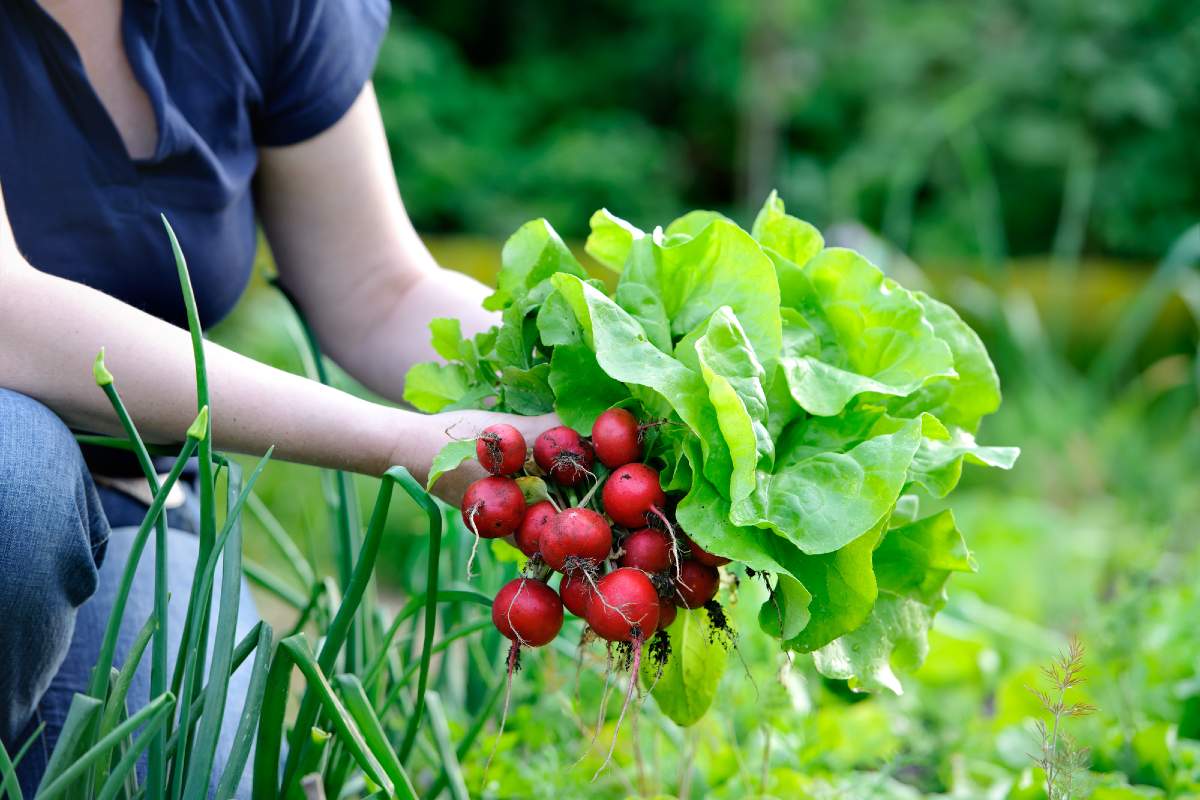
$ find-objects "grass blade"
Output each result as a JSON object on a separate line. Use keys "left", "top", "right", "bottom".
{"left": 87, "top": 419, "right": 204, "bottom": 703}
{"left": 423, "top": 691, "right": 469, "bottom": 800}
{"left": 246, "top": 492, "right": 316, "bottom": 589}
{"left": 284, "top": 729, "right": 331, "bottom": 800}
{"left": 35, "top": 695, "right": 102, "bottom": 796}
{"left": 93, "top": 613, "right": 157, "bottom": 788}
{"left": 213, "top": 621, "right": 274, "bottom": 799}
{"left": 94, "top": 707, "right": 173, "bottom": 800}
{"left": 162, "top": 218, "right": 219, "bottom": 785}
{"left": 425, "top": 679, "right": 505, "bottom": 799}
{"left": 393, "top": 472, "right": 446, "bottom": 765}
{"left": 0, "top": 737, "right": 20, "bottom": 800}
{"left": 182, "top": 459, "right": 252, "bottom": 799}
{"left": 335, "top": 676, "right": 417, "bottom": 800}
{"left": 363, "top": 590, "right": 492, "bottom": 689}
{"left": 380, "top": 621, "right": 493, "bottom": 715}
{"left": 1090, "top": 223, "right": 1200, "bottom": 390}
{"left": 92, "top": 351, "right": 174, "bottom": 800}
{"left": 243, "top": 559, "right": 309, "bottom": 609}
{"left": 269, "top": 278, "right": 361, "bottom": 658}
{"left": 37, "top": 693, "right": 174, "bottom": 800}
{"left": 171, "top": 451, "right": 271, "bottom": 800}
{"left": 280, "top": 468, "right": 408, "bottom": 787}
{"left": 264, "top": 636, "right": 394, "bottom": 798}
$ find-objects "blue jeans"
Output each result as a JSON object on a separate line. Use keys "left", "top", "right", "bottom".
{"left": 0, "top": 389, "right": 257, "bottom": 797}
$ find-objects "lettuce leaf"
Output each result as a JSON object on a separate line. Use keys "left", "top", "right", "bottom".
{"left": 403, "top": 194, "right": 1018, "bottom": 708}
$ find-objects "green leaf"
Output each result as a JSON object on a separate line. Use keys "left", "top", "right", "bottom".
{"left": 643, "top": 608, "right": 729, "bottom": 726}
{"left": 613, "top": 235, "right": 673, "bottom": 353}
{"left": 548, "top": 343, "right": 630, "bottom": 434}
{"left": 776, "top": 248, "right": 956, "bottom": 416}
{"left": 585, "top": 209, "right": 643, "bottom": 272}
{"left": 550, "top": 273, "right": 731, "bottom": 491}
{"left": 783, "top": 519, "right": 882, "bottom": 652}
{"left": 654, "top": 219, "right": 784, "bottom": 368}
{"left": 676, "top": 460, "right": 874, "bottom": 652}
{"left": 694, "top": 306, "right": 773, "bottom": 504}
{"left": 499, "top": 364, "right": 555, "bottom": 414}
{"left": 751, "top": 190, "right": 824, "bottom": 268}
{"left": 888, "top": 292, "right": 1002, "bottom": 433}
{"left": 758, "top": 574, "right": 812, "bottom": 640}
{"left": 427, "top": 439, "right": 478, "bottom": 491}
{"left": 429, "top": 318, "right": 464, "bottom": 361}
{"left": 811, "top": 594, "right": 933, "bottom": 694}
{"left": 676, "top": 470, "right": 797, "bottom": 577}
{"left": 664, "top": 209, "right": 732, "bottom": 239}
{"left": 906, "top": 426, "right": 1019, "bottom": 498}
{"left": 536, "top": 288, "right": 585, "bottom": 347}
{"left": 403, "top": 362, "right": 470, "bottom": 413}
{"left": 874, "top": 510, "right": 975, "bottom": 605}
{"left": 485, "top": 218, "right": 587, "bottom": 311}
{"left": 737, "top": 418, "right": 922, "bottom": 554}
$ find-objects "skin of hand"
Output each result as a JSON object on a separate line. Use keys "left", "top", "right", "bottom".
{"left": 416, "top": 410, "right": 559, "bottom": 505}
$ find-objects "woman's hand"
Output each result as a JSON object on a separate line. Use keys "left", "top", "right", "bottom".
{"left": 390, "top": 408, "right": 560, "bottom": 505}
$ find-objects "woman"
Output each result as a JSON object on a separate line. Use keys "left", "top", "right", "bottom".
{"left": 0, "top": 0, "right": 544, "bottom": 791}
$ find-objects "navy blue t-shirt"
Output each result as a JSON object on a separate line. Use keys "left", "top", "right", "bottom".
{"left": 0, "top": 0, "right": 389, "bottom": 329}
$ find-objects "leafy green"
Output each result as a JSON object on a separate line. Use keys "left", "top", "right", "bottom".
{"left": 403, "top": 194, "right": 1018, "bottom": 707}
{"left": 643, "top": 608, "right": 729, "bottom": 727}
{"left": 811, "top": 594, "right": 933, "bottom": 694}
{"left": 584, "top": 209, "right": 642, "bottom": 273}
{"left": 426, "top": 439, "right": 477, "bottom": 491}
{"left": 888, "top": 292, "right": 1003, "bottom": 433}
{"left": 547, "top": 344, "right": 629, "bottom": 434}
{"left": 874, "top": 510, "right": 975, "bottom": 604}
{"left": 739, "top": 418, "right": 922, "bottom": 554}
{"left": 498, "top": 364, "right": 554, "bottom": 415}
{"left": 484, "top": 218, "right": 587, "bottom": 311}
{"left": 403, "top": 362, "right": 470, "bottom": 413}
{"left": 758, "top": 574, "right": 812, "bottom": 640}
{"left": 429, "top": 318, "right": 465, "bottom": 362}
{"left": 751, "top": 189, "right": 824, "bottom": 267}
{"left": 777, "top": 248, "right": 955, "bottom": 416}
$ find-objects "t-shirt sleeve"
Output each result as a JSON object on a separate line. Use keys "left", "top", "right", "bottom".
{"left": 254, "top": 0, "right": 390, "bottom": 147}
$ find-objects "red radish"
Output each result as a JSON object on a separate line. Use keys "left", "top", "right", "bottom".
{"left": 491, "top": 578, "right": 563, "bottom": 647}
{"left": 674, "top": 559, "right": 720, "bottom": 608}
{"left": 476, "top": 424, "right": 527, "bottom": 475}
{"left": 559, "top": 572, "right": 593, "bottom": 617}
{"left": 618, "top": 528, "right": 672, "bottom": 574}
{"left": 586, "top": 568, "right": 660, "bottom": 642}
{"left": 682, "top": 532, "right": 731, "bottom": 567}
{"left": 484, "top": 577, "right": 562, "bottom": 784}
{"left": 515, "top": 500, "right": 556, "bottom": 558}
{"left": 461, "top": 476, "right": 526, "bottom": 538}
{"left": 541, "top": 507, "right": 612, "bottom": 572}
{"left": 591, "top": 407, "right": 642, "bottom": 468}
{"left": 657, "top": 599, "right": 678, "bottom": 631}
{"left": 586, "top": 567, "right": 660, "bottom": 780}
{"left": 533, "top": 426, "right": 595, "bottom": 486}
{"left": 602, "top": 463, "right": 666, "bottom": 529}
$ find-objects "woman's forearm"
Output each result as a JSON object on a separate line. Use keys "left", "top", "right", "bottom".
{"left": 0, "top": 259, "right": 427, "bottom": 477}
{"left": 323, "top": 266, "right": 499, "bottom": 402}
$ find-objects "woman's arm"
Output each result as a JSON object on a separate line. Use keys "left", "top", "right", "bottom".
{"left": 0, "top": 182, "right": 539, "bottom": 498}
{"left": 255, "top": 84, "right": 500, "bottom": 402}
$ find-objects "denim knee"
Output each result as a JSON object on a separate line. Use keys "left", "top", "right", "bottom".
{"left": 0, "top": 388, "right": 110, "bottom": 745}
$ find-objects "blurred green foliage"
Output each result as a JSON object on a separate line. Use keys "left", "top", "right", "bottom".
{"left": 375, "top": 0, "right": 1200, "bottom": 262}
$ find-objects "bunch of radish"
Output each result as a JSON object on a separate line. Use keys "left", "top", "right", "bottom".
{"left": 462, "top": 408, "right": 735, "bottom": 773}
